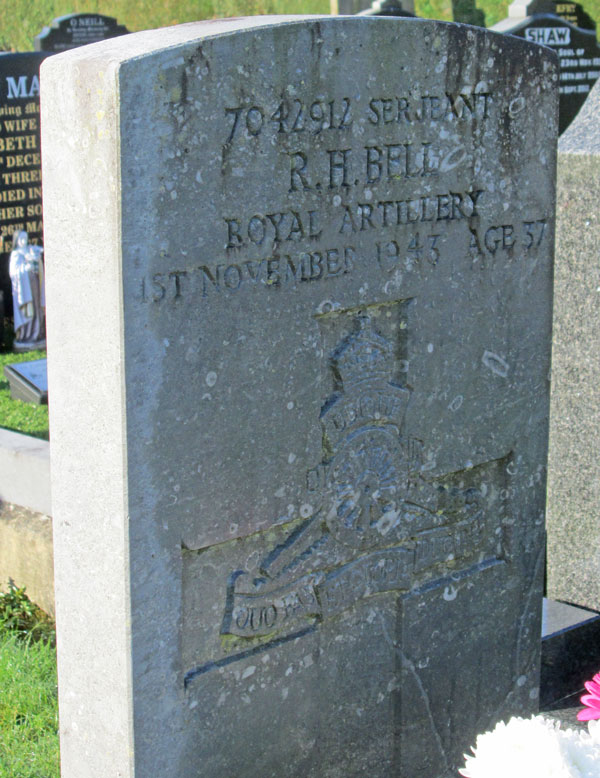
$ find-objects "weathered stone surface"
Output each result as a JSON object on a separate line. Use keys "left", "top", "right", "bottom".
{"left": 547, "top": 80, "right": 600, "bottom": 613}
{"left": 41, "top": 17, "right": 557, "bottom": 778}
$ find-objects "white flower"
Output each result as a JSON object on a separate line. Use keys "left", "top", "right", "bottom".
{"left": 459, "top": 716, "right": 600, "bottom": 778}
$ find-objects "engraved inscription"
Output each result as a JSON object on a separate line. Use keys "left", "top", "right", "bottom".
{"left": 225, "top": 209, "right": 322, "bottom": 250}
{"left": 224, "top": 574, "right": 321, "bottom": 638}
{"left": 139, "top": 245, "right": 357, "bottom": 303}
{"left": 224, "top": 97, "right": 353, "bottom": 145}
{"left": 138, "top": 212, "right": 551, "bottom": 304}
{"left": 222, "top": 90, "right": 492, "bottom": 146}
{"left": 138, "top": 75, "right": 553, "bottom": 306}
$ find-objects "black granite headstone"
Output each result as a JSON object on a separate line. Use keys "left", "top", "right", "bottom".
{"left": 554, "top": 1, "right": 595, "bottom": 31}
{"left": 541, "top": 599, "right": 600, "bottom": 710}
{"left": 34, "top": 13, "right": 129, "bottom": 53}
{"left": 0, "top": 52, "right": 48, "bottom": 331}
{"left": 502, "top": 15, "right": 600, "bottom": 133}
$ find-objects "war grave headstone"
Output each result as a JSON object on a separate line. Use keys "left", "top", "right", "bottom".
{"left": 493, "top": 8, "right": 600, "bottom": 133}
{"left": 0, "top": 52, "right": 47, "bottom": 347}
{"left": 34, "top": 13, "right": 129, "bottom": 53}
{"left": 41, "top": 16, "right": 557, "bottom": 778}
{"left": 546, "top": 77, "right": 600, "bottom": 615}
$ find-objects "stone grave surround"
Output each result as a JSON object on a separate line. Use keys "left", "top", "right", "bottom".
{"left": 41, "top": 17, "right": 557, "bottom": 778}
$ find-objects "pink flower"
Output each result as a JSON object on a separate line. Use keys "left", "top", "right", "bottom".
{"left": 578, "top": 672, "right": 600, "bottom": 722}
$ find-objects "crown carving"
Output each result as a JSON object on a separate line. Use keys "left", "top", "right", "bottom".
{"left": 334, "top": 317, "right": 392, "bottom": 387}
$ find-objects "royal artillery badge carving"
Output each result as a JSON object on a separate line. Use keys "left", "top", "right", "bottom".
{"left": 220, "top": 313, "right": 501, "bottom": 643}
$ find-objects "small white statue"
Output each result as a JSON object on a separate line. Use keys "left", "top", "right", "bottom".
{"left": 9, "top": 231, "right": 46, "bottom": 351}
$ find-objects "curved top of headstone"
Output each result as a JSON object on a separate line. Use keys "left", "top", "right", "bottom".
{"left": 34, "top": 12, "right": 130, "bottom": 53}
{"left": 42, "top": 16, "right": 325, "bottom": 63}
{"left": 559, "top": 76, "right": 600, "bottom": 152}
{"left": 41, "top": 13, "right": 554, "bottom": 67}
{"left": 41, "top": 14, "right": 558, "bottom": 551}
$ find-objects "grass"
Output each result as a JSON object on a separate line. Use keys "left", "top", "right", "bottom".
{"left": 0, "top": 350, "right": 49, "bottom": 441}
{"left": 0, "top": 0, "right": 328, "bottom": 52}
{"left": 0, "top": 583, "right": 58, "bottom": 778}
{"left": 5, "top": 0, "right": 600, "bottom": 52}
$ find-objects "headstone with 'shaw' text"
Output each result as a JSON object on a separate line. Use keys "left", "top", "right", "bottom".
{"left": 41, "top": 16, "right": 557, "bottom": 778}
{"left": 493, "top": 10, "right": 600, "bottom": 134}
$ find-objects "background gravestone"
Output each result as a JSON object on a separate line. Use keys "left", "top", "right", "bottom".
{"left": 332, "top": 0, "right": 374, "bottom": 12}
{"left": 506, "top": 0, "right": 596, "bottom": 29}
{"left": 493, "top": 12, "right": 600, "bottom": 133}
{"left": 332, "top": 0, "right": 415, "bottom": 13}
{"left": 41, "top": 16, "right": 557, "bottom": 778}
{"left": 546, "top": 77, "right": 600, "bottom": 614}
{"left": 0, "top": 51, "right": 47, "bottom": 348}
{"left": 358, "top": 0, "right": 416, "bottom": 16}
{"left": 34, "top": 13, "right": 129, "bottom": 53}
{"left": 553, "top": 0, "right": 595, "bottom": 28}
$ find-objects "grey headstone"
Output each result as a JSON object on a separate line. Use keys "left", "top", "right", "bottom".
{"left": 546, "top": 78, "right": 600, "bottom": 614}
{"left": 41, "top": 17, "right": 557, "bottom": 778}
